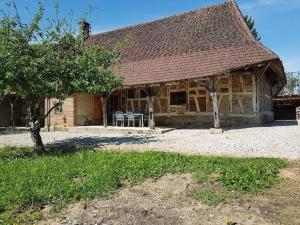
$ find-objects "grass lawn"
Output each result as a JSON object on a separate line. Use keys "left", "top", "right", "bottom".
{"left": 0, "top": 147, "right": 287, "bottom": 224}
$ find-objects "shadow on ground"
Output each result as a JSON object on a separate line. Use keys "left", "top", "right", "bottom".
{"left": 46, "top": 135, "right": 157, "bottom": 149}
{"left": 0, "top": 131, "right": 28, "bottom": 136}
{"left": 223, "top": 120, "right": 299, "bottom": 130}
{"left": 0, "top": 135, "right": 157, "bottom": 159}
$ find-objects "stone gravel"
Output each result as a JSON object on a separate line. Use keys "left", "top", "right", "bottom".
{"left": 0, "top": 120, "right": 299, "bottom": 160}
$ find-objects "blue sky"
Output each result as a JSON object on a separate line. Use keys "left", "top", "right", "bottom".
{"left": 1, "top": 0, "right": 300, "bottom": 72}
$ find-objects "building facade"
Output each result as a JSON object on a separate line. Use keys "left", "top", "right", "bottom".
{"left": 45, "top": 1, "right": 286, "bottom": 129}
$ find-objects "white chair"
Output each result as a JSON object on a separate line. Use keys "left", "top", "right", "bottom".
{"left": 127, "top": 112, "right": 135, "bottom": 127}
{"left": 115, "top": 112, "right": 125, "bottom": 127}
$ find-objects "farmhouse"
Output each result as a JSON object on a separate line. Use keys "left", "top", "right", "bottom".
{"left": 40, "top": 1, "right": 286, "bottom": 129}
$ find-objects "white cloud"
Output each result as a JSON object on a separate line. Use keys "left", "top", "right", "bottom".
{"left": 240, "top": 0, "right": 300, "bottom": 10}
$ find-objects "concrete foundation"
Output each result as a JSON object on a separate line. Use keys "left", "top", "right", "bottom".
{"left": 69, "top": 126, "right": 175, "bottom": 135}
{"left": 155, "top": 112, "right": 274, "bottom": 128}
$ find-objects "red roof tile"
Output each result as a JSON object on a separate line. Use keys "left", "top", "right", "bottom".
{"left": 85, "top": 0, "right": 283, "bottom": 86}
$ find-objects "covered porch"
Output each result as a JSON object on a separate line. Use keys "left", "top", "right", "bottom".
{"left": 73, "top": 61, "right": 285, "bottom": 130}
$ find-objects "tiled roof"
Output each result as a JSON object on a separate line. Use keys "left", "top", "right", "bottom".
{"left": 86, "top": 0, "right": 283, "bottom": 86}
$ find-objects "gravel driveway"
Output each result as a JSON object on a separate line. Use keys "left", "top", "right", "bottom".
{"left": 0, "top": 120, "right": 299, "bottom": 160}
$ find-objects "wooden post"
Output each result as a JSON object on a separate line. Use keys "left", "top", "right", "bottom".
{"left": 101, "top": 95, "right": 108, "bottom": 128}
{"left": 229, "top": 75, "right": 233, "bottom": 112}
{"left": 201, "top": 78, "right": 220, "bottom": 129}
{"left": 147, "top": 95, "right": 155, "bottom": 129}
{"left": 252, "top": 73, "right": 257, "bottom": 112}
{"left": 210, "top": 90, "right": 220, "bottom": 129}
{"left": 142, "top": 85, "right": 164, "bottom": 129}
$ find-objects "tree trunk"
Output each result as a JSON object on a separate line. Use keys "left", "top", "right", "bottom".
{"left": 30, "top": 125, "right": 45, "bottom": 154}
{"left": 211, "top": 91, "right": 220, "bottom": 129}
{"left": 45, "top": 98, "right": 50, "bottom": 131}
{"left": 147, "top": 96, "right": 155, "bottom": 129}
{"left": 101, "top": 96, "right": 108, "bottom": 128}
{"left": 8, "top": 96, "right": 18, "bottom": 127}
{"left": 10, "top": 101, "right": 15, "bottom": 127}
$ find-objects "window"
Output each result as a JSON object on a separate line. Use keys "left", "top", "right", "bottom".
{"left": 140, "top": 90, "right": 147, "bottom": 98}
{"left": 170, "top": 91, "right": 187, "bottom": 105}
{"left": 127, "top": 89, "right": 135, "bottom": 99}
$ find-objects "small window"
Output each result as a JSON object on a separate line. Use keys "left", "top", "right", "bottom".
{"left": 170, "top": 91, "right": 186, "bottom": 105}
{"left": 140, "top": 90, "right": 147, "bottom": 98}
{"left": 127, "top": 89, "right": 135, "bottom": 99}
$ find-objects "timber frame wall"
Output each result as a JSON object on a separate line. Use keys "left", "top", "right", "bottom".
{"left": 47, "top": 66, "right": 280, "bottom": 128}
{"left": 120, "top": 68, "right": 275, "bottom": 127}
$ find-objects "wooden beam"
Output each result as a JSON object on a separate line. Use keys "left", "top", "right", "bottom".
{"left": 130, "top": 99, "right": 134, "bottom": 112}
{"left": 186, "top": 81, "right": 190, "bottom": 111}
{"left": 229, "top": 75, "right": 233, "bottom": 112}
{"left": 218, "top": 94, "right": 223, "bottom": 110}
{"left": 147, "top": 96, "right": 155, "bottom": 129}
{"left": 258, "top": 62, "right": 271, "bottom": 81}
{"left": 211, "top": 90, "right": 220, "bottom": 128}
{"left": 157, "top": 99, "right": 162, "bottom": 112}
{"left": 137, "top": 88, "right": 141, "bottom": 112}
{"left": 252, "top": 73, "right": 257, "bottom": 112}
{"left": 206, "top": 78, "right": 210, "bottom": 112}
{"left": 167, "top": 87, "right": 170, "bottom": 113}
{"left": 194, "top": 96, "right": 200, "bottom": 112}
{"left": 240, "top": 75, "right": 246, "bottom": 92}
{"left": 238, "top": 99, "right": 245, "bottom": 113}
{"left": 189, "top": 94, "right": 207, "bottom": 98}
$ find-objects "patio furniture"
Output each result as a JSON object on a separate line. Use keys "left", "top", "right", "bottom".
{"left": 115, "top": 112, "right": 125, "bottom": 127}
{"left": 113, "top": 112, "right": 144, "bottom": 127}
{"left": 127, "top": 112, "right": 135, "bottom": 127}
{"left": 113, "top": 111, "right": 123, "bottom": 126}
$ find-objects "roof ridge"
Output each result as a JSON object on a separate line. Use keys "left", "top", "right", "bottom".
{"left": 228, "top": 0, "right": 279, "bottom": 58}
{"left": 90, "top": 0, "right": 231, "bottom": 37}
{"left": 229, "top": 0, "right": 256, "bottom": 42}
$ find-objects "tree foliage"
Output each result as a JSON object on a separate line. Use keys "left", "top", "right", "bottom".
{"left": 73, "top": 43, "right": 124, "bottom": 127}
{"left": 244, "top": 15, "right": 261, "bottom": 42}
{"left": 74, "top": 44, "right": 123, "bottom": 96}
{"left": 0, "top": 1, "right": 123, "bottom": 153}
{"left": 282, "top": 72, "right": 300, "bottom": 94}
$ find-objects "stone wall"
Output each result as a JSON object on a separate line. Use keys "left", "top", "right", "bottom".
{"left": 155, "top": 112, "right": 269, "bottom": 127}
{"left": 48, "top": 95, "right": 76, "bottom": 128}
{"left": 47, "top": 94, "right": 103, "bottom": 129}
{"left": 76, "top": 94, "right": 95, "bottom": 126}
{"left": 297, "top": 107, "right": 300, "bottom": 120}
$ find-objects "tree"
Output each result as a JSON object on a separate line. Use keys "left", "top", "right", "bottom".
{"left": 244, "top": 15, "right": 261, "bottom": 42}
{"left": 0, "top": 2, "right": 88, "bottom": 153}
{"left": 73, "top": 44, "right": 123, "bottom": 127}
{"left": 283, "top": 72, "right": 300, "bottom": 94}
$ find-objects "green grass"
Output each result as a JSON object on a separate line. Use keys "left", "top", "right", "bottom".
{"left": 0, "top": 147, "right": 287, "bottom": 224}
{"left": 188, "top": 189, "right": 225, "bottom": 205}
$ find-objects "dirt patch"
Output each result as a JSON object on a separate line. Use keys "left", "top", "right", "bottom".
{"left": 35, "top": 166, "right": 300, "bottom": 225}
{"left": 35, "top": 162, "right": 300, "bottom": 225}
{"left": 255, "top": 161, "right": 300, "bottom": 225}
{"left": 279, "top": 162, "right": 300, "bottom": 181}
